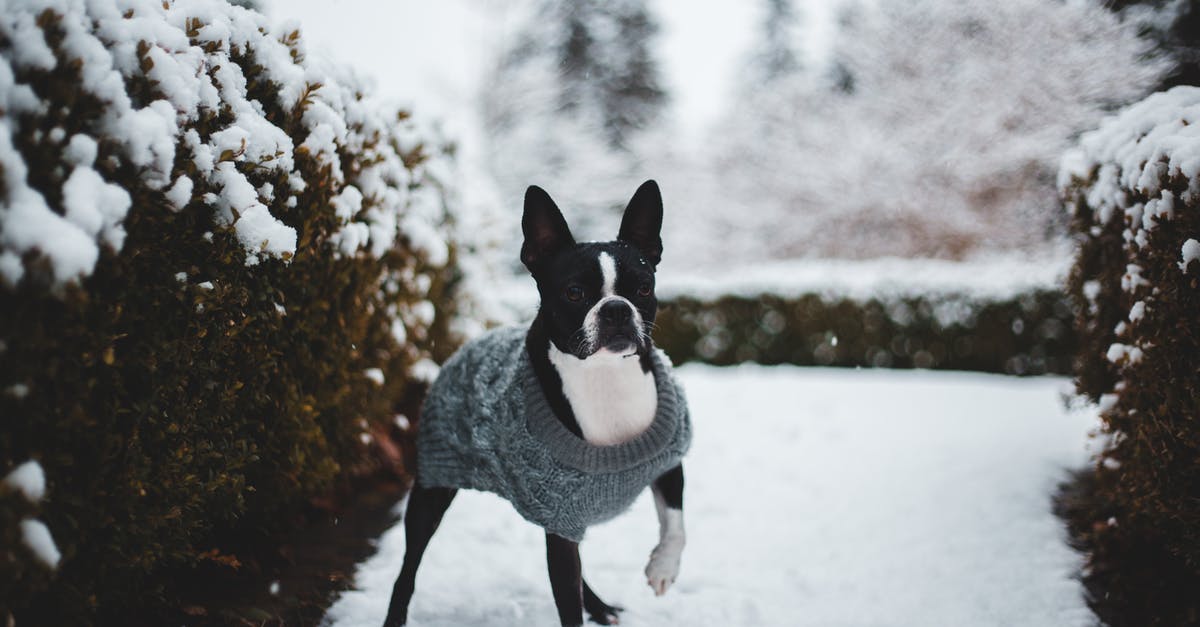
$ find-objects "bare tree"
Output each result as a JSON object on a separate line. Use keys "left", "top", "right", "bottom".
{"left": 703, "top": 0, "right": 1168, "bottom": 262}
{"left": 747, "top": 0, "right": 803, "bottom": 86}
{"left": 480, "top": 0, "right": 668, "bottom": 237}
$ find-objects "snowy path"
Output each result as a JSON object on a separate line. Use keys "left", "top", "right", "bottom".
{"left": 324, "top": 366, "right": 1097, "bottom": 627}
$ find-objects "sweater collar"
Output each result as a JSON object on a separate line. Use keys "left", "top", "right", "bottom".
{"left": 521, "top": 345, "right": 683, "bottom": 473}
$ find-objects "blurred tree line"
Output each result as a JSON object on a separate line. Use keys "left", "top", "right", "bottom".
{"left": 477, "top": 0, "right": 1196, "bottom": 267}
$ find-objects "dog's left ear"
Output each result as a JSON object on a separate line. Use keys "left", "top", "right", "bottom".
{"left": 618, "top": 180, "right": 663, "bottom": 267}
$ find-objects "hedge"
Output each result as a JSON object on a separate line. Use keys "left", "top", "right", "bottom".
{"left": 1060, "top": 85, "right": 1200, "bottom": 623}
{"left": 0, "top": 1, "right": 467, "bottom": 622}
{"left": 652, "top": 261, "right": 1075, "bottom": 375}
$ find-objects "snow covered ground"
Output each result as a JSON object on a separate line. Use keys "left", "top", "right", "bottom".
{"left": 324, "top": 365, "right": 1097, "bottom": 627}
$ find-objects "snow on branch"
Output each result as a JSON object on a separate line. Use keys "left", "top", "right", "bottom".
{"left": 0, "top": 0, "right": 452, "bottom": 287}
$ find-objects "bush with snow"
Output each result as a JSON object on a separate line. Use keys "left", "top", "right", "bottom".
{"left": 0, "top": 0, "right": 468, "bottom": 621}
{"left": 652, "top": 256, "right": 1075, "bottom": 375}
{"left": 697, "top": 0, "right": 1167, "bottom": 263}
{"left": 1061, "top": 85, "right": 1200, "bottom": 612}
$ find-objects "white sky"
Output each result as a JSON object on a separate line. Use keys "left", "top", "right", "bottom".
{"left": 263, "top": 0, "right": 839, "bottom": 146}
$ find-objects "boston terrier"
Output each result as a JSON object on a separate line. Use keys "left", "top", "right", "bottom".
{"left": 382, "top": 180, "right": 689, "bottom": 627}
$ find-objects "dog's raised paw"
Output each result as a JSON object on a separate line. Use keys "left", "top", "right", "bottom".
{"left": 644, "top": 539, "right": 682, "bottom": 596}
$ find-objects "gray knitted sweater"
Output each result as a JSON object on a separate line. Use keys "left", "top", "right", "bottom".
{"left": 417, "top": 326, "right": 691, "bottom": 542}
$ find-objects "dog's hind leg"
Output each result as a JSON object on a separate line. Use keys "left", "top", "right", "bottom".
{"left": 582, "top": 578, "right": 623, "bottom": 625}
{"left": 546, "top": 532, "right": 585, "bottom": 627}
{"left": 383, "top": 484, "right": 457, "bottom": 627}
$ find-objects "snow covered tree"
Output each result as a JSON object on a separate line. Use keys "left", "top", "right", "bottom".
{"left": 480, "top": 0, "right": 668, "bottom": 240}
{"left": 746, "top": 0, "right": 802, "bottom": 86}
{"left": 703, "top": 0, "right": 1168, "bottom": 263}
{"left": 551, "top": 0, "right": 667, "bottom": 149}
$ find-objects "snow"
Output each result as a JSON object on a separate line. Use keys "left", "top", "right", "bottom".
{"left": 657, "top": 253, "right": 1071, "bottom": 303}
{"left": 0, "top": 458, "right": 50, "bottom": 587}
{"left": 63, "top": 134, "right": 98, "bottom": 168}
{"left": 108, "top": 100, "right": 178, "bottom": 189}
{"left": 1129, "top": 300, "right": 1146, "bottom": 323}
{"left": 364, "top": 368, "right": 385, "bottom": 386}
{"left": 1060, "top": 86, "right": 1200, "bottom": 220}
{"left": 0, "top": 252, "right": 22, "bottom": 286}
{"left": 1, "top": 122, "right": 100, "bottom": 286}
{"left": 2, "top": 11, "right": 57, "bottom": 72}
{"left": 20, "top": 518, "right": 61, "bottom": 569}
{"left": 4, "top": 460, "right": 46, "bottom": 502}
{"left": 408, "top": 358, "right": 440, "bottom": 384}
{"left": 61, "top": 166, "right": 132, "bottom": 252}
{"left": 5, "top": 382, "right": 30, "bottom": 399}
{"left": 209, "top": 162, "right": 297, "bottom": 263}
{"left": 1106, "top": 343, "right": 1144, "bottom": 366}
{"left": 1181, "top": 238, "right": 1200, "bottom": 272}
{"left": 165, "top": 175, "right": 193, "bottom": 211}
{"left": 324, "top": 366, "right": 1097, "bottom": 627}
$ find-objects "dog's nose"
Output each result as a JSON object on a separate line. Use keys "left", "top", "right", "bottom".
{"left": 598, "top": 300, "right": 633, "bottom": 324}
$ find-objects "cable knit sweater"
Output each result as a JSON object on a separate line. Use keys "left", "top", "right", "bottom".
{"left": 416, "top": 326, "right": 692, "bottom": 542}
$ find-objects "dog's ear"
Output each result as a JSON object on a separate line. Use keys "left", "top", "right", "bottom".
{"left": 521, "top": 185, "right": 575, "bottom": 271}
{"left": 618, "top": 180, "right": 663, "bottom": 266}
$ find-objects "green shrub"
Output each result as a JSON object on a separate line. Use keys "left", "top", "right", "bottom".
{"left": 654, "top": 290, "right": 1074, "bottom": 375}
{"left": 1060, "top": 85, "right": 1200, "bottom": 623}
{"left": 0, "top": 1, "right": 465, "bottom": 621}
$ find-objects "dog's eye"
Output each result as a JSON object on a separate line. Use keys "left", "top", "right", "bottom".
{"left": 637, "top": 283, "right": 652, "bottom": 297}
{"left": 565, "top": 285, "right": 584, "bottom": 302}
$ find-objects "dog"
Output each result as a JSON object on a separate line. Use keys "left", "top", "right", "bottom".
{"left": 383, "top": 180, "right": 691, "bottom": 627}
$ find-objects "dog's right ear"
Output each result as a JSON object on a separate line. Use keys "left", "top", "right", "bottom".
{"left": 521, "top": 185, "right": 575, "bottom": 271}
{"left": 618, "top": 180, "right": 663, "bottom": 267}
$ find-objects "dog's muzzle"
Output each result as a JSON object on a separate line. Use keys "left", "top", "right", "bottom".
{"left": 592, "top": 298, "right": 642, "bottom": 354}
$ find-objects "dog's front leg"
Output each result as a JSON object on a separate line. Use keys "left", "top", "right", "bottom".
{"left": 646, "top": 463, "right": 685, "bottom": 596}
{"left": 546, "top": 532, "right": 585, "bottom": 626}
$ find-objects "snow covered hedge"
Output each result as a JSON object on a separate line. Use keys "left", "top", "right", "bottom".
{"left": 1061, "top": 86, "right": 1200, "bottom": 601}
{"left": 653, "top": 258, "right": 1075, "bottom": 375}
{"left": 0, "top": 0, "right": 465, "bottom": 621}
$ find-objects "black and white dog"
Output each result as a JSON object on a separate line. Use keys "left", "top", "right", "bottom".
{"left": 383, "top": 181, "right": 687, "bottom": 627}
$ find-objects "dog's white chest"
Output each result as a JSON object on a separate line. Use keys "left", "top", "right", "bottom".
{"left": 549, "top": 346, "right": 658, "bottom": 446}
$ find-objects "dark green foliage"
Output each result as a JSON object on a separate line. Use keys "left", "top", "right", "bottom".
{"left": 0, "top": 5, "right": 461, "bottom": 623}
{"left": 1057, "top": 470, "right": 1200, "bottom": 627}
{"left": 1061, "top": 93, "right": 1200, "bottom": 622}
{"left": 0, "top": 488, "right": 42, "bottom": 616}
{"left": 653, "top": 291, "right": 1075, "bottom": 375}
